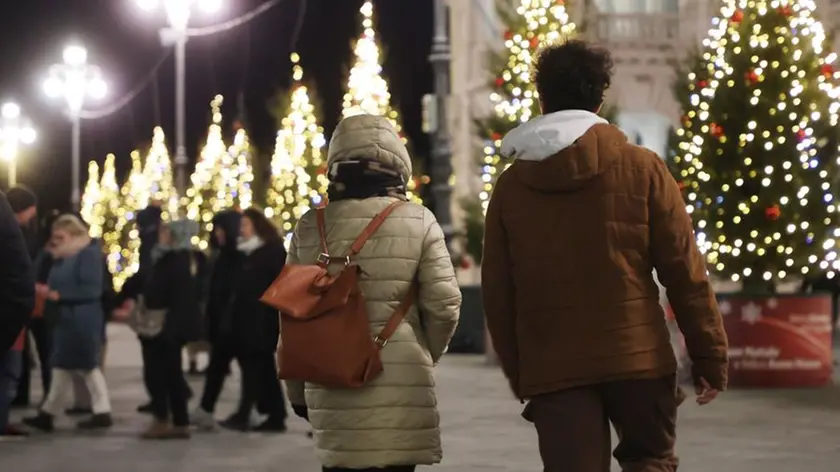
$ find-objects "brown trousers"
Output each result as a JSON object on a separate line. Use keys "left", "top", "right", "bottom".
{"left": 525, "top": 376, "right": 680, "bottom": 472}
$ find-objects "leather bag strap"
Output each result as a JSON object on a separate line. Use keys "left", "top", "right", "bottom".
{"left": 347, "top": 201, "right": 405, "bottom": 257}
{"left": 373, "top": 281, "right": 418, "bottom": 349}
{"left": 315, "top": 206, "right": 329, "bottom": 256}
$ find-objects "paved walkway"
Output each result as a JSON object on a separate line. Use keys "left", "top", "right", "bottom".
{"left": 2, "top": 325, "right": 840, "bottom": 471}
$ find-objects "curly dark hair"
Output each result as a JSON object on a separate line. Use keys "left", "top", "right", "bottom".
{"left": 242, "top": 207, "right": 282, "bottom": 243}
{"left": 534, "top": 39, "right": 614, "bottom": 114}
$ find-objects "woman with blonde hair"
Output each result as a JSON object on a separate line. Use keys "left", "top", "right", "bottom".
{"left": 23, "top": 214, "right": 112, "bottom": 432}
{"left": 285, "top": 114, "right": 462, "bottom": 472}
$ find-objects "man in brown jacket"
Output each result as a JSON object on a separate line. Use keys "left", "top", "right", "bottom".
{"left": 482, "top": 40, "right": 728, "bottom": 472}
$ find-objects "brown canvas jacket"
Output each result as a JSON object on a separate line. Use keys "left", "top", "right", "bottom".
{"left": 482, "top": 119, "right": 728, "bottom": 398}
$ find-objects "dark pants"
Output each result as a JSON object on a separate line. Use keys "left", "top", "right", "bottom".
{"left": 526, "top": 376, "right": 679, "bottom": 472}
{"left": 14, "top": 319, "right": 52, "bottom": 405}
{"left": 146, "top": 338, "right": 190, "bottom": 426}
{"left": 1, "top": 350, "right": 22, "bottom": 430}
{"left": 199, "top": 343, "right": 238, "bottom": 413}
{"left": 232, "top": 351, "right": 286, "bottom": 422}
{"left": 141, "top": 338, "right": 191, "bottom": 404}
{"left": 323, "top": 467, "right": 415, "bottom": 472}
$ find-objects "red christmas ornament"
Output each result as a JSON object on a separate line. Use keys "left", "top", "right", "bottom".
{"left": 316, "top": 164, "right": 327, "bottom": 176}
{"left": 778, "top": 5, "right": 792, "bottom": 17}
{"left": 495, "top": 77, "right": 505, "bottom": 87}
{"left": 678, "top": 180, "right": 687, "bottom": 191}
{"left": 555, "top": 0, "right": 565, "bottom": 5}
{"left": 681, "top": 114, "right": 691, "bottom": 126}
{"left": 491, "top": 132, "right": 503, "bottom": 141}
{"left": 730, "top": 9, "right": 744, "bottom": 24}
{"left": 709, "top": 122, "right": 724, "bottom": 138}
{"left": 821, "top": 63, "right": 834, "bottom": 79}
{"left": 504, "top": 30, "right": 513, "bottom": 41}
{"left": 530, "top": 36, "right": 540, "bottom": 49}
{"left": 745, "top": 69, "right": 759, "bottom": 84}
{"left": 797, "top": 129, "right": 807, "bottom": 140}
{"left": 765, "top": 205, "right": 781, "bottom": 221}
{"left": 697, "top": 79, "right": 708, "bottom": 89}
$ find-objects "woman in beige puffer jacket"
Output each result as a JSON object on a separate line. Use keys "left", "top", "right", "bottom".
{"left": 285, "top": 114, "right": 462, "bottom": 472}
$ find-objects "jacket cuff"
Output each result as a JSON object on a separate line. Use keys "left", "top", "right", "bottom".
{"left": 691, "top": 359, "right": 728, "bottom": 391}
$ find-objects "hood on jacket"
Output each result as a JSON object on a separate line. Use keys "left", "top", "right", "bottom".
{"left": 502, "top": 110, "right": 627, "bottom": 193}
{"left": 210, "top": 210, "right": 242, "bottom": 250}
{"left": 327, "top": 114, "right": 412, "bottom": 182}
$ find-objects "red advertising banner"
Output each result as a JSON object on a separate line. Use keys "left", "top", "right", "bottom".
{"left": 669, "top": 294, "right": 834, "bottom": 388}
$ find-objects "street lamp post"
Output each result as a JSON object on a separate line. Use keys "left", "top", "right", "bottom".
{"left": 136, "top": 0, "right": 224, "bottom": 195}
{"left": 44, "top": 44, "right": 108, "bottom": 211}
{"left": 429, "top": 0, "right": 454, "bottom": 252}
{"left": 0, "top": 103, "right": 37, "bottom": 188}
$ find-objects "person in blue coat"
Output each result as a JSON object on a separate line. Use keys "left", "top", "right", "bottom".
{"left": 23, "top": 214, "right": 113, "bottom": 432}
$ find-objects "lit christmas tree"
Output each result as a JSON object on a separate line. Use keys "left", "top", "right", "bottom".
{"left": 186, "top": 95, "right": 253, "bottom": 249}
{"left": 98, "top": 154, "right": 123, "bottom": 277}
{"left": 113, "top": 150, "right": 147, "bottom": 291}
{"left": 267, "top": 53, "right": 328, "bottom": 242}
{"left": 142, "top": 126, "right": 180, "bottom": 221}
{"left": 478, "top": 0, "right": 576, "bottom": 213}
{"left": 343, "top": 1, "right": 422, "bottom": 203}
{"left": 671, "top": 0, "right": 840, "bottom": 288}
{"left": 80, "top": 160, "right": 102, "bottom": 237}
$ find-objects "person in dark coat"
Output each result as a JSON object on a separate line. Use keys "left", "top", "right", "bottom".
{"left": 0, "top": 190, "right": 35, "bottom": 436}
{"left": 219, "top": 208, "right": 287, "bottom": 432}
{"left": 23, "top": 214, "right": 112, "bottom": 432}
{"left": 5, "top": 187, "right": 39, "bottom": 411}
{"left": 136, "top": 219, "right": 205, "bottom": 439}
{"left": 192, "top": 209, "right": 245, "bottom": 429}
{"left": 13, "top": 211, "right": 61, "bottom": 411}
{"left": 121, "top": 202, "right": 192, "bottom": 414}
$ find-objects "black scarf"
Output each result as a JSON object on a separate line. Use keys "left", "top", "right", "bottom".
{"left": 327, "top": 158, "right": 408, "bottom": 202}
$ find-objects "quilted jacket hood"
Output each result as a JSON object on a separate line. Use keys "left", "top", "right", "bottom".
{"left": 327, "top": 114, "right": 412, "bottom": 182}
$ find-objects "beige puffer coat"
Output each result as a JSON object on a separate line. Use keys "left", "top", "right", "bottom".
{"left": 285, "top": 114, "right": 462, "bottom": 469}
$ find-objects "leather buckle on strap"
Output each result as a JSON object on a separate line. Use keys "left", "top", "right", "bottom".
{"left": 373, "top": 336, "right": 388, "bottom": 348}
{"left": 317, "top": 253, "right": 351, "bottom": 266}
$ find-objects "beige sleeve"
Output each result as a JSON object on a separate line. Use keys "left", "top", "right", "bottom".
{"left": 416, "top": 208, "right": 462, "bottom": 363}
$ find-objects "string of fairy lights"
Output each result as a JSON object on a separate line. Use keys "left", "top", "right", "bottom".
{"left": 266, "top": 52, "right": 328, "bottom": 245}
{"left": 672, "top": 0, "right": 840, "bottom": 284}
{"left": 479, "top": 0, "right": 575, "bottom": 213}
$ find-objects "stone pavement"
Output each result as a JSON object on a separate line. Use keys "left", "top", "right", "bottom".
{"left": 2, "top": 325, "right": 840, "bottom": 471}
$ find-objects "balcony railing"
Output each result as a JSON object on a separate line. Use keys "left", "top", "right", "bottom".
{"left": 590, "top": 12, "right": 681, "bottom": 50}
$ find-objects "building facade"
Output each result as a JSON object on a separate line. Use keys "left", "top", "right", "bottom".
{"left": 446, "top": 0, "right": 840, "bottom": 227}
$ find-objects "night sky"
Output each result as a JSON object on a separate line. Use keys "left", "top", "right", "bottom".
{"left": 0, "top": 0, "right": 434, "bottom": 212}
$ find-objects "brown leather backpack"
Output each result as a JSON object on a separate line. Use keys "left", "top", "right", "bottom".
{"left": 260, "top": 201, "right": 416, "bottom": 388}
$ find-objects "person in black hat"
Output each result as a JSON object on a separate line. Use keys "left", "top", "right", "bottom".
{"left": 0, "top": 189, "right": 35, "bottom": 436}
{"left": 5, "top": 187, "right": 41, "bottom": 413}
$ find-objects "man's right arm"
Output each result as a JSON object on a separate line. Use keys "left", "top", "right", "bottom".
{"left": 0, "top": 191, "right": 35, "bottom": 352}
{"left": 648, "top": 159, "right": 729, "bottom": 391}
{"left": 481, "top": 174, "right": 521, "bottom": 395}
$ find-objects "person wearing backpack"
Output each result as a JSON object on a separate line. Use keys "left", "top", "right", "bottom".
{"left": 281, "top": 114, "right": 461, "bottom": 472}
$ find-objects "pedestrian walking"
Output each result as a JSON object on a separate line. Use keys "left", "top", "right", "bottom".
{"left": 283, "top": 114, "right": 461, "bottom": 472}
{"left": 5, "top": 187, "right": 40, "bottom": 412}
{"left": 481, "top": 40, "right": 728, "bottom": 472}
{"left": 192, "top": 209, "right": 244, "bottom": 430}
{"left": 0, "top": 190, "right": 36, "bottom": 438}
{"left": 121, "top": 203, "right": 192, "bottom": 415}
{"left": 23, "top": 214, "right": 112, "bottom": 432}
{"left": 218, "top": 208, "right": 287, "bottom": 432}
{"left": 128, "top": 219, "right": 205, "bottom": 440}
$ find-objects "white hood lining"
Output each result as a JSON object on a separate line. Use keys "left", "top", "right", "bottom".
{"left": 501, "top": 110, "right": 608, "bottom": 162}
